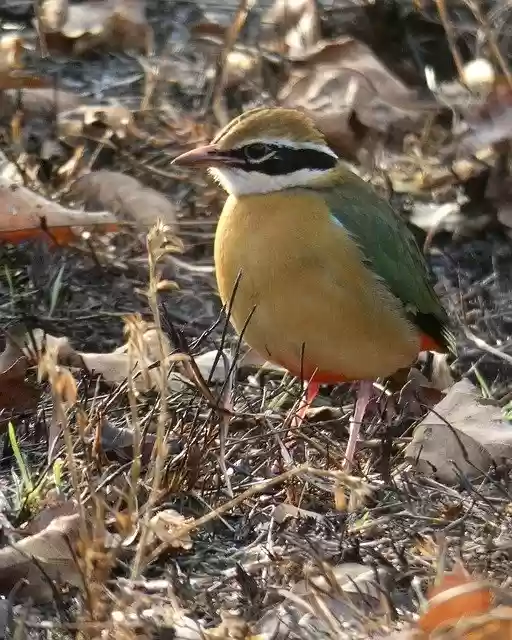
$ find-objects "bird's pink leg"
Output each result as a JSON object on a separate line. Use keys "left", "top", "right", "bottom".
{"left": 291, "top": 380, "right": 320, "bottom": 427}
{"left": 343, "top": 380, "right": 374, "bottom": 471}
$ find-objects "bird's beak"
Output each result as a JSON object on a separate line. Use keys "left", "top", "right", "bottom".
{"left": 172, "top": 144, "right": 239, "bottom": 167}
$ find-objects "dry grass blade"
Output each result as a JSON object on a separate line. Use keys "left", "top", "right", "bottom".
{"left": 210, "top": 0, "right": 257, "bottom": 125}
{"left": 461, "top": 327, "right": 512, "bottom": 366}
{"left": 130, "top": 220, "right": 183, "bottom": 577}
{"left": 435, "top": 0, "right": 465, "bottom": 81}
{"left": 147, "top": 463, "right": 310, "bottom": 562}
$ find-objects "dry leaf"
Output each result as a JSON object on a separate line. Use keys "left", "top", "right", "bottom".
{"left": 0, "top": 71, "right": 52, "bottom": 91}
{"left": 218, "top": 49, "right": 264, "bottom": 91}
{"left": 0, "top": 601, "right": 8, "bottom": 640}
{"left": 418, "top": 561, "right": 493, "bottom": 635}
{"left": 17, "top": 329, "right": 276, "bottom": 394}
{"left": 0, "top": 88, "right": 81, "bottom": 122}
{"left": 204, "top": 612, "right": 253, "bottom": 640}
{"left": 148, "top": 509, "right": 193, "bottom": 550}
{"left": 58, "top": 104, "right": 135, "bottom": 141}
{"left": 482, "top": 164, "right": 512, "bottom": 237}
{"left": 0, "top": 178, "right": 119, "bottom": 244}
{"left": 408, "top": 197, "right": 493, "bottom": 240}
{"left": 0, "top": 34, "right": 51, "bottom": 91}
{"left": 70, "top": 170, "right": 178, "bottom": 232}
{"left": 413, "top": 533, "right": 438, "bottom": 559}
{"left": 25, "top": 494, "right": 77, "bottom": 534}
{"left": 183, "top": 349, "right": 234, "bottom": 384}
{"left": 20, "top": 331, "right": 80, "bottom": 367}
{"left": 273, "top": 502, "right": 324, "bottom": 524}
{"left": 81, "top": 327, "right": 176, "bottom": 390}
{"left": 334, "top": 485, "right": 348, "bottom": 511}
{"left": 409, "top": 202, "right": 463, "bottom": 235}
{"left": 39, "top": 0, "right": 69, "bottom": 32}
{"left": 0, "top": 513, "right": 82, "bottom": 602}
{"left": 256, "top": 562, "right": 391, "bottom": 635}
{"left": 296, "top": 562, "right": 388, "bottom": 603}
{"left": 162, "top": 614, "right": 203, "bottom": 640}
{"left": 405, "top": 379, "right": 512, "bottom": 483}
{"left": 0, "top": 334, "right": 40, "bottom": 415}
{"left": 454, "top": 79, "right": 512, "bottom": 154}
{"left": 386, "top": 153, "right": 493, "bottom": 198}
{"left": 0, "top": 34, "right": 24, "bottom": 72}
{"left": 19, "top": 328, "right": 182, "bottom": 393}
{"left": 279, "top": 36, "right": 430, "bottom": 156}
{"left": 460, "top": 610, "right": 512, "bottom": 640}
{"left": 98, "top": 418, "right": 156, "bottom": 463}
{"left": 262, "top": 0, "right": 322, "bottom": 56}
{"left": 40, "top": 0, "right": 152, "bottom": 54}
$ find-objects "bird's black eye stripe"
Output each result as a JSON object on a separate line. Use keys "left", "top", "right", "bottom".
{"left": 224, "top": 144, "right": 337, "bottom": 174}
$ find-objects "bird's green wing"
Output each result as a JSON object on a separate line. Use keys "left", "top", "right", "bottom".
{"left": 315, "top": 169, "right": 454, "bottom": 352}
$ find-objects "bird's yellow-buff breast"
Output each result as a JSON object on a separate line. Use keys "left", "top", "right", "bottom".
{"left": 215, "top": 190, "right": 421, "bottom": 383}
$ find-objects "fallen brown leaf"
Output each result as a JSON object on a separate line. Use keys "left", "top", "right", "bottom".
{"left": 255, "top": 562, "right": 390, "bottom": 638}
{"left": 25, "top": 493, "right": 78, "bottom": 534}
{"left": 0, "top": 34, "right": 51, "bottom": 90}
{"left": 273, "top": 502, "right": 324, "bottom": 524}
{"left": 19, "top": 327, "right": 182, "bottom": 393}
{"left": 482, "top": 164, "right": 512, "bottom": 238}
{"left": 204, "top": 612, "right": 253, "bottom": 640}
{"left": 38, "top": 0, "right": 69, "bottom": 32}
{"left": 0, "top": 600, "right": 8, "bottom": 639}
{"left": 453, "top": 77, "right": 512, "bottom": 154}
{"left": 0, "top": 334, "right": 40, "bottom": 416}
{"left": 0, "top": 513, "right": 82, "bottom": 602}
{"left": 97, "top": 418, "right": 156, "bottom": 463}
{"left": 16, "top": 328, "right": 277, "bottom": 396}
{"left": 70, "top": 170, "right": 178, "bottom": 232}
{"left": 0, "top": 178, "right": 120, "bottom": 244}
{"left": 40, "top": 0, "right": 152, "bottom": 55}
{"left": 413, "top": 533, "right": 438, "bottom": 559}
{"left": 0, "top": 88, "right": 81, "bottom": 123}
{"left": 148, "top": 509, "right": 193, "bottom": 551}
{"left": 0, "top": 71, "right": 52, "bottom": 91}
{"left": 405, "top": 379, "right": 512, "bottom": 483}
{"left": 219, "top": 49, "right": 265, "bottom": 91}
{"left": 58, "top": 104, "right": 136, "bottom": 141}
{"left": 279, "top": 36, "right": 432, "bottom": 157}
{"left": 262, "top": 0, "right": 322, "bottom": 57}
{"left": 0, "top": 34, "right": 24, "bottom": 72}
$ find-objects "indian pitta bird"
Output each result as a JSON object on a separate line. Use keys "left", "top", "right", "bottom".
{"left": 172, "top": 107, "right": 454, "bottom": 469}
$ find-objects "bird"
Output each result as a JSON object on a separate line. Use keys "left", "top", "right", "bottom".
{"left": 172, "top": 107, "right": 454, "bottom": 469}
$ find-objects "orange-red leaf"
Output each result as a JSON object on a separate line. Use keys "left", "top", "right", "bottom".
{"left": 0, "top": 223, "right": 119, "bottom": 245}
{"left": 418, "top": 562, "right": 493, "bottom": 635}
{"left": 0, "top": 179, "right": 119, "bottom": 245}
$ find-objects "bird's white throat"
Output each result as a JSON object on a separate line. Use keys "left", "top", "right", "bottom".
{"left": 209, "top": 166, "right": 330, "bottom": 196}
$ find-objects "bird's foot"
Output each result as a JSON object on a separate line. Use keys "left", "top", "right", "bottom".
{"left": 290, "top": 380, "right": 320, "bottom": 428}
{"left": 342, "top": 380, "right": 374, "bottom": 472}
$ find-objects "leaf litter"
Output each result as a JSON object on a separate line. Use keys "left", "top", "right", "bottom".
{"left": 0, "top": 0, "right": 511, "bottom": 639}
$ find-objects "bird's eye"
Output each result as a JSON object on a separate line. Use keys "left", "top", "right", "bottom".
{"left": 243, "top": 143, "right": 275, "bottom": 163}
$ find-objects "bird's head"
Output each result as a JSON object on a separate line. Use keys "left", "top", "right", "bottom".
{"left": 171, "top": 107, "right": 339, "bottom": 196}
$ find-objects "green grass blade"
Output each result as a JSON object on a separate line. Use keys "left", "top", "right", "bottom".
{"left": 8, "top": 421, "right": 33, "bottom": 493}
